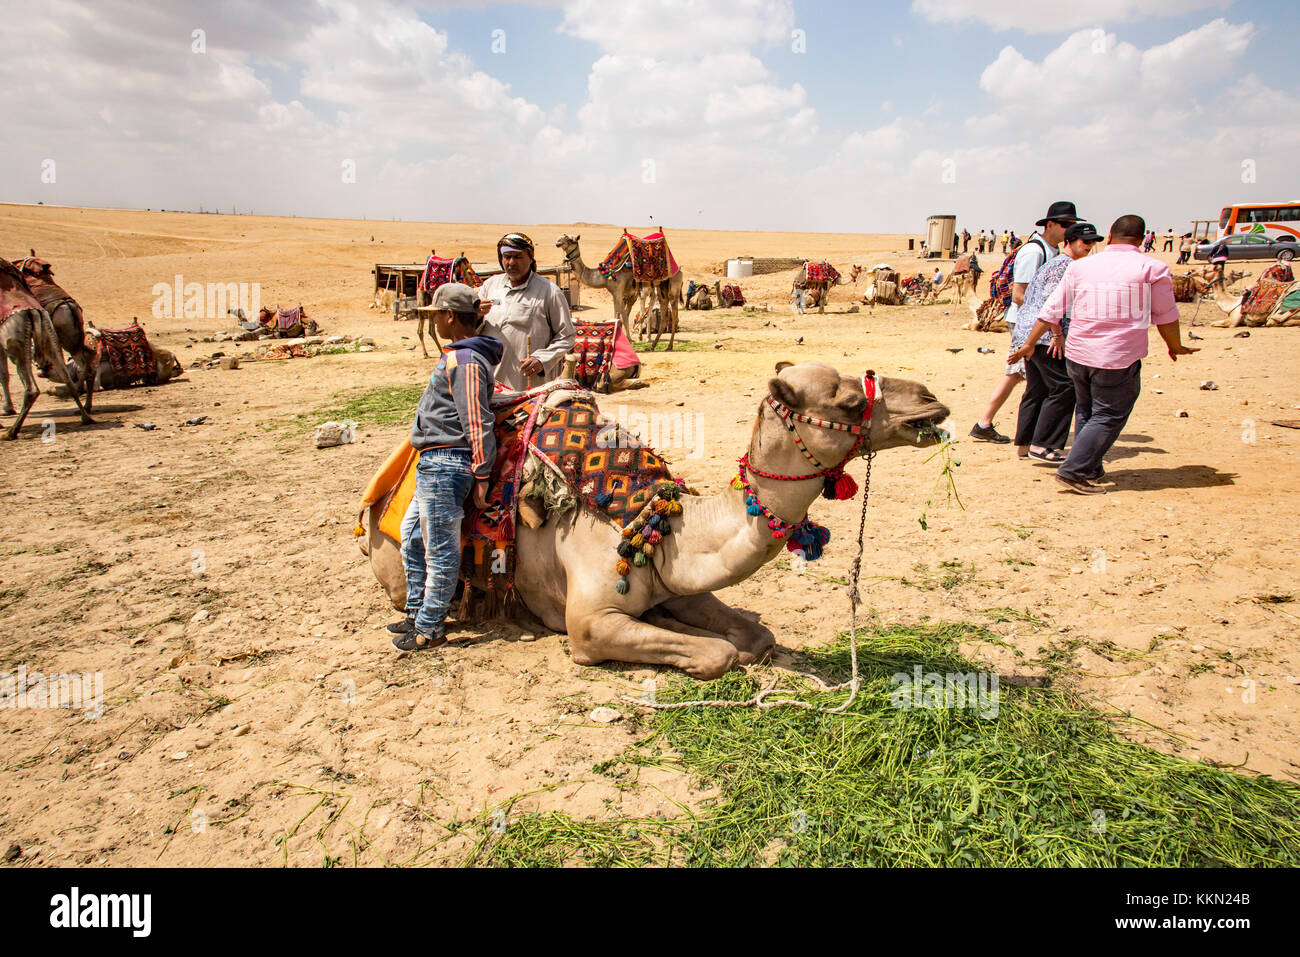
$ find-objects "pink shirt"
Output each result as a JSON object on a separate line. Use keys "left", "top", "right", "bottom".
{"left": 1040, "top": 244, "right": 1179, "bottom": 370}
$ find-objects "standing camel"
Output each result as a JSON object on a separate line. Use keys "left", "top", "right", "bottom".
{"left": 555, "top": 235, "right": 640, "bottom": 339}
{"left": 0, "top": 258, "right": 94, "bottom": 440}
{"left": 13, "top": 252, "right": 97, "bottom": 413}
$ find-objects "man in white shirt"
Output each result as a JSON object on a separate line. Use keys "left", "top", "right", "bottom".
{"left": 478, "top": 232, "right": 575, "bottom": 391}
{"left": 969, "top": 201, "right": 1077, "bottom": 445}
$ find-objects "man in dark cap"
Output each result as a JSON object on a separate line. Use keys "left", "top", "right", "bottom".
{"left": 478, "top": 232, "right": 575, "bottom": 391}
{"left": 970, "top": 201, "right": 1077, "bottom": 446}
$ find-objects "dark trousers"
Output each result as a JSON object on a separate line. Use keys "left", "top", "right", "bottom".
{"left": 1059, "top": 360, "right": 1142, "bottom": 482}
{"left": 1014, "top": 345, "right": 1074, "bottom": 450}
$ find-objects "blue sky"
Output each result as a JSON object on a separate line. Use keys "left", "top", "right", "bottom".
{"left": 2, "top": 1, "right": 1296, "bottom": 234}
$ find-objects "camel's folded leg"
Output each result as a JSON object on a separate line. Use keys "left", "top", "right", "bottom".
{"left": 656, "top": 592, "right": 775, "bottom": 665}
{"left": 570, "top": 609, "right": 739, "bottom": 680}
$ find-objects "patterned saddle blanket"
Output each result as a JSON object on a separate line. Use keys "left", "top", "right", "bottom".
{"left": 720, "top": 284, "right": 745, "bottom": 305}
{"left": 975, "top": 298, "right": 1008, "bottom": 332}
{"left": 1243, "top": 278, "right": 1291, "bottom": 318}
{"left": 418, "top": 253, "right": 481, "bottom": 293}
{"left": 571, "top": 321, "right": 618, "bottom": 390}
{"left": 528, "top": 398, "right": 678, "bottom": 530}
{"left": 599, "top": 232, "right": 679, "bottom": 282}
{"left": 89, "top": 323, "right": 155, "bottom": 385}
{"left": 805, "top": 262, "right": 840, "bottom": 285}
{"left": 277, "top": 306, "right": 301, "bottom": 331}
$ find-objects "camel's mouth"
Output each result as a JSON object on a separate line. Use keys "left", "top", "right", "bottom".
{"left": 902, "top": 411, "right": 953, "bottom": 446}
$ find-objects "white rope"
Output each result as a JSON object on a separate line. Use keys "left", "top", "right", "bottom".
{"left": 623, "top": 447, "right": 875, "bottom": 715}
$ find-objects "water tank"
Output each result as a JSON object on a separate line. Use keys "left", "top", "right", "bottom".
{"left": 926, "top": 215, "right": 957, "bottom": 258}
{"left": 727, "top": 258, "right": 754, "bottom": 278}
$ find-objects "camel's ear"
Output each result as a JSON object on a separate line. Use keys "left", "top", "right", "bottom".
{"left": 574, "top": 234, "right": 580, "bottom": 243}
{"left": 774, "top": 360, "right": 793, "bottom": 372}
{"left": 769, "top": 374, "right": 799, "bottom": 409}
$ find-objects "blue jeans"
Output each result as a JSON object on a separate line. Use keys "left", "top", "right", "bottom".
{"left": 400, "top": 448, "right": 473, "bottom": 636}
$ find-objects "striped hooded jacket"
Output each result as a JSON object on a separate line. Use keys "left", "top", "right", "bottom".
{"left": 409, "top": 335, "right": 503, "bottom": 481}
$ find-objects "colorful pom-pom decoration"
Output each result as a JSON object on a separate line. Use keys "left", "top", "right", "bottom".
{"left": 615, "top": 578, "right": 630, "bottom": 595}
{"left": 615, "top": 559, "right": 631, "bottom": 577}
{"left": 633, "top": 551, "right": 648, "bottom": 567}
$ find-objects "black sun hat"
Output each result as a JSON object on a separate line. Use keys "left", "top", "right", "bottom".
{"left": 1036, "top": 201, "right": 1079, "bottom": 227}
{"left": 1065, "top": 222, "right": 1103, "bottom": 244}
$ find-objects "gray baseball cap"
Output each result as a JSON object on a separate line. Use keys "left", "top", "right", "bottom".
{"left": 430, "top": 282, "right": 479, "bottom": 314}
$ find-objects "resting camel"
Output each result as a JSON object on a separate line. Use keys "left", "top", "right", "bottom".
{"left": 13, "top": 252, "right": 98, "bottom": 413}
{"left": 362, "top": 361, "right": 950, "bottom": 678}
{"left": 0, "top": 258, "right": 94, "bottom": 440}
{"left": 1208, "top": 280, "right": 1300, "bottom": 327}
{"left": 636, "top": 300, "right": 678, "bottom": 351}
{"left": 686, "top": 283, "right": 712, "bottom": 310}
{"left": 80, "top": 329, "right": 183, "bottom": 390}
{"left": 799, "top": 263, "right": 848, "bottom": 314}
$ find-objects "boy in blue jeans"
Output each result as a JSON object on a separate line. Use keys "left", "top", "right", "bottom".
{"left": 390, "top": 283, "right": 502, "bottom": 651}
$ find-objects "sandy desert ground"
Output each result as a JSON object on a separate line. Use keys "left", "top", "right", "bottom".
{"left": 0, "top": 203, "right": 1296, "bottom": 866}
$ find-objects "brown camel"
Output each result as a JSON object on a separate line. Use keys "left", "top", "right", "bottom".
{"left": 13, "top": 252, "right": 98, "bottom": 413}
{"left": 0, "top": 258, "right": 94, "bottom": 440}
{"left": 361, "top": 361, "right": 950, "bottom": 678}
{"left": 1208, "top": 279, "right": 1300, "bottom": 327}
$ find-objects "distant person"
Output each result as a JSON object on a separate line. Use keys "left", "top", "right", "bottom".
{"left": 1176, "top": 233, "right": 1193, "bottom": 265}
{"left": 792, "top": 276, "right": 808, "bottom": 314}
{"left": 1007, "top": 222, "right": 1104, "bottom": 463}
{"left": 977, "top": 230, "right": 986, "bottom": 254}
{"left": 1021, "top": 215, "right": 1198, "bottom": 494}
{"left": 1162, "top": 228, "right": 1175, "bottom": 252}
{"left": 962, "top": 229, "right": 971, "bottom": 253}
{"left": 1009, "top": 232, "right": 1021, "bottom": 252}
{"left": 1209, "top": 239, "right": 1230, "bottom": 283}
{"left": 932, "top": 266, "right": 945, "bottom": 286}
{"left": 1001, "top": 230, "right": 1010, "bottom": 254}
{"left": 970, "top": 201, "right": 1077, "bottom": 444}
{"left": 1143, "top": 230, "right": 1156, "bottom": 253}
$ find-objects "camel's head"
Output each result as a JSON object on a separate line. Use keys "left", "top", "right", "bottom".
{"left": 770, "top": 361, "right": 950, "bottom": 457}
{"left": 555, "top": 234, "right": 580, "bottom": 256}
{"left": 156, "top": 349, "right": 183, "bottom": 382}
{"left": 849, "top": 265, "right": 862, "bottom": 284}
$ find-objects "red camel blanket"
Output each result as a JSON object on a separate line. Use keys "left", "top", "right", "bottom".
{"left": 805, "top": 262, "right": 840, "bottom": 284}
{"left": 89, "top": 323, "right": 156, "bottom": 385}
{"left": 418, "top": 253, "right": 481, "bottom": 293}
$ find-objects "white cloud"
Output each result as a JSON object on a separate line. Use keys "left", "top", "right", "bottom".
{"left": 912, "top": 0, "right": 1231, "bottom": 34}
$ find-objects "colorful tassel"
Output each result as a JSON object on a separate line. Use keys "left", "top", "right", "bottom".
{"left": 615, "top": 559, "right": 631, "bottom": 577}
{"left": 595, "top": 491, "right": 613, "bottom": 508}
{"left": 822, "top": 470, "right": 858, "bottom": 501}
{"left": 615, "top": 578, "right": 630, "bottom": 595}
{"left": 633, "top": 551, "right": 648, "bottom": 567}
{"left": 617, "top": 541, "right": 635, "bottom": 558}
{"left": 731, "top": 475, "right": 745, "bottom": 490}
{"left": 642, "top": 542, "right": 655, "bottom": 556}
{"left": 630, "top": 533, "right": 644, "bottom": 548}
{"left": 622, "top": 526, "right": 635, "bottom": 540}
{"left": 645, "top": 529, "right": 662, "bottom": 545}
{"left": 667, "top": 500, "right": 683, "bottom": 516}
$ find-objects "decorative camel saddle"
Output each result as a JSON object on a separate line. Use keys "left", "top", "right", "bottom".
{"left": 598, "top": 231, "right": 678, "bottom": 282}
{"left": 805, "top": 262, "right": 841, "bottom": 284}
{"left": 1241, "top": 263, "right": 1295, "bottom": 319}
{"left": 356, "top": 382, "right": 688, "bottom": 618}
{"left": 418, "top": 251, "right": 481, "bottom": 293}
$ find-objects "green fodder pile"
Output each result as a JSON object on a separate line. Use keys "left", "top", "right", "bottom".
{"left": 461, "top": 622, "right": 1300, "bottom": 867}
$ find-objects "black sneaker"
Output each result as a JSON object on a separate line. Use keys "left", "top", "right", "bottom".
{"left": 386, "top": 617, "right": 415, "bottom": 635}
{"left": 969, "top": 423, "right": 1012, "bottom": 444}
{"left": 392, "top": 629, "right": 447, "bottom": 652}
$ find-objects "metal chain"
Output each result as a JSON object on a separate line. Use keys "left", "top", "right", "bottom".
{"left": 629, "top": 438, "right": 874, "bottom": 714}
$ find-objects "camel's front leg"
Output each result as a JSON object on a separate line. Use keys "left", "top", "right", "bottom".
{"left": 569, "top": 608, "right": 739, "bottom": 680}
{"left": 657, "top": 592, "right": 775, "bottom": 665}
{"left": 4, "top": 348, "right": 39, "bottom": 440}
{"left": 417, "top": 313, "right": 430, "bottom": 358}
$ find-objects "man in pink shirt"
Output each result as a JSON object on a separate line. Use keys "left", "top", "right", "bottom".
{"left": 1022, "top": 215, "right": 1198, "bottom": 494}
